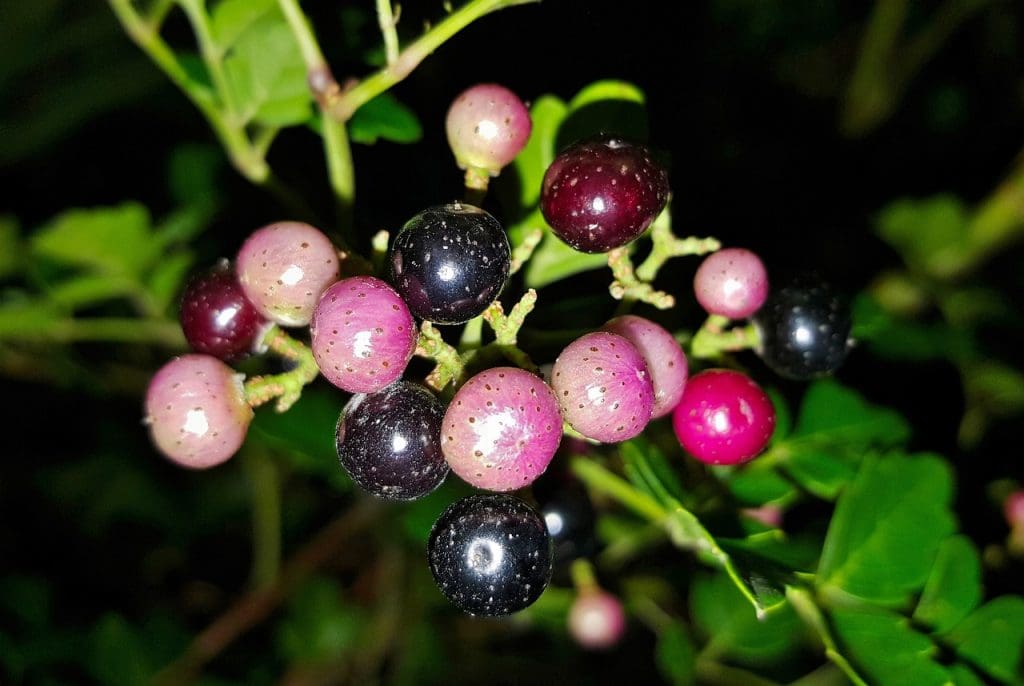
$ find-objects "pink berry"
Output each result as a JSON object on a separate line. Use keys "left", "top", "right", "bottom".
{"left": 568, "top": 591, "right": 626, "bottom": 650}
{"left": 741, "top": 505, "right": 784, "bottom": 528}
{"left": 310, "top": 277, "right": 416, "bottom": 394}
{"left": 551, "top": 332, "right": 654, "bottom": 443}
{"left": 1005, "top": 491, "right": 1024, "bottom": 529}
{"left": 446, "top": 83, "right": 532, "bottom": 176}
{"left": 236, "top": 222, "right": 340, "bottom": 326}
{"left": 602, "top": 315, "right": 688, "bottom": 419}
{"left": 144, "top": 354, "right": 253, "bottom": 469}
{"left": 693, "top": 248, "right": 769, "bottom": 319}
{"left": 180, "top": 262, "right": 267, "bottom": 361}
{"left": 442, "top": 367, "right": 561, "bottom": 491}
{"left": 672, "top": 369, "right": 775, "bottom": 466}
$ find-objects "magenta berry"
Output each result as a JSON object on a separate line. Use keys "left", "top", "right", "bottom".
{"left": 144, "top": 354, "right": 253, "bottom": 469}
{"left": 179, "top": 262, "right": 266, "bottom": 361}
{"left": 1005, "top": 491, "right": 1024, "bottom": 530}
{"left": 310, "top": 276, "right": 416, "bottom": 394}
{"left": 540, "top": 134, "right": 670, "bottom": 253}
{"left": 442, "top": 367, "right": 561, "bottom": 491}
{"left": 568, "top": 591, "right": 626, "bottom": 650}
{"left": 693, "top": 248, "right": 769, "bottom": 319}
{"left": 236, "top": 221, "right": 340, "bottom": 326}
{"left": 602, "top": 315, "right": 688, "bottom": 419}
{"left": 551, "top": 331, "right": 654, "bottom": 443}
{"left": 672, "top": 369, "right": 775, "bottom": 466}
{"left": 446, "top": 83, "right": 532, "bottom": 178}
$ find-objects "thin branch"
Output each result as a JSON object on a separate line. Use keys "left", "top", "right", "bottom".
{"left": 376, "top": 0, "right": 401, "bottom": 65}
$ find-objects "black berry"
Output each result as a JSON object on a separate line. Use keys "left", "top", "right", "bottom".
{"left": 753, "top": 281, "right": 852, "bottom": 380}
{"left": 180, "top": 262, "right": 265, "bottom": 361}
{"left": 540, "top": 134, "right": 670, "bottom": 253}
{"left": 336, "top": 381, "right": 449, "bottom": 501}
{"left": 389, "top": 203, "right": 511, "bottom": 325}
{"left": 427, "top": 494, "right": 552, "bottom": 616}
{"left": 534, "top": 477, "right": 599, "bottom": 569}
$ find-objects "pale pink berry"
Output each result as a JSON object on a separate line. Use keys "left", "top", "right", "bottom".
{"left": 693, "top": 248, "right": 769, "bottom": 319}
{"left": 144, "top": 354, "right": 252, "bottom": 469}
{"left": 672, "top": 369, "right": 775, "bottom": 466}
{"left": 1005, "top": 491, "right": 1024, "bottom": 530}
{"left": 446, "top": 83, "right": 532, "bottom": 176}
{"left": 741, "top": 505, "right": 784, "bottom": 528}
{"left": 602, "top": 315, "right": 688, "bottom": 419}
{"left": 568, "top": 591, "right": 626, "bottom": 650}
{"left": 551, "top": 332, "right": 654, "bottom": 443}
{"left": 442, "top": 367, "right": 561, "bottom": 491}
{"left": 236, "top": 222, "right": 340, "bottom": 326}
{"left": 310, "top": 277, "right": 416, "bottom": 394}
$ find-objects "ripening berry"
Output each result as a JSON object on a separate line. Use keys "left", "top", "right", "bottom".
{"left": 446, "top": 83, "right": 532, "bottom": 177}
{"left": 1005, "top": 491, "right": 1024, "bottom": 530}
{"left": 236, "top": 222, "right": 340, "bottom": 326}
{"left": 672, "top": 369, "right": 775, "bottom": 466}
{"left": 568, "top": 591, "right": 626, "bottom": 650}
{"left": 389, "top": 203, "right": 511, "bottom": 324}
{"left": 336, "top": 381, "right": 448, "bottom": 500}
{"left": 310, "top": 276, "right": 416, "bottom": 394}
{"left": 541, "top": 135, "right": 670, "bottom": 253}
{"left": 693, "top": 248, "right": 769, "bottom": 319}
{"left": 602, "top": 315, "right": 688, "bottom": 419}
{"left": 144, "top": 354, "right": 252, "bottom": 469}
{"left": 551, "top": 331, "right": 654, "bottom": 443}
{"left": 180, "top": 262, "right": 267, "bottom": 361}
{"left": 442, "top": 367, "right": 561, "bottom": 491}
{"left": 428, "top": 494, "right": 552, "bottom": 616}
{"left": 753, "top": 280, "right": 852, "bottom": 380}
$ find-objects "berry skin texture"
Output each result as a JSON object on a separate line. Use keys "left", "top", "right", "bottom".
{"left": 446, "top": 83, "right": 532, "bottom": 176}
{"left": 427, "top": 494, "right": 552, "bottom": 616}
{"left": 336, "top": 381, "right": 448, "bottom": 500}
{"left": 236, "top": 222, "right": 340, "bottom": 327}
{"left": 310, "top": 276, "right": 416, "bottom": 394}
{"left": 540, "top": 134, "right": 670, "bottom": 253}
{"left": 180, "top": 262, "right": 266, "bottom": 361}
{"left": 602, "top": 315, "right": 688, "bottom": 419}
{"left": 693, "top": 248, "right": 769, "bottom": 319}
{"left": 389, "top": 203, "right": 510, "bottom": 325}
{"left": 568, "top": 591, "right": 626, "bottom": 650}
{"left": 672, "top": 369, "right": 776, "bottom": 466}
{"left": 551, "top": 331, "right": 655, "bottom": 443}
{"left": 144, "top": 354, "right": 253, "bottom": 469}
{"left": 753, "top": 281, "right": 852, "bottom": 380}
{"left": 442, "top": 367, "right": 561, "bottom": 491}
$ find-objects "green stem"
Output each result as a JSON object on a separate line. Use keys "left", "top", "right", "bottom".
{"left": 243, "top": 326, "right": 320, "bottom": 412}
{"left": 458, "top": 315, "right": 484, "bottom": 352}
{"left": 376, "top": 0, "right": 401, "bottom": 65}
{"left": 416, "top": 322, "right": 464, "bottom": 391}
{"left": 634, "top": 213, "right": 720, "bottom": 282}
{"left": 242, "top": 450, "right": 281, "bottom": 588}
{"left": 690, "top": 315, "right": 760, "bottom": 360}
{"left": 570, "top": 458, "right": 668, "bottom": 522}
{"left": 0, "top": 316, "right": 185, "bottom": 347}
{"left": 326, "top": 0, "right": 539, "bottom": 121}
{"left": 569, "top": 558, "right": 599, "bottom": 593}
{"left": 177, "top": 0, "right": 232, "bottom": 114}
{"left": 786, "top": 587, "right": 869, "bottom": 686}
{"left": 510, "top": 228, "right": 543, "bottom": 275}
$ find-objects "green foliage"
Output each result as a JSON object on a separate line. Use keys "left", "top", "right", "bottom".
{"left": 913, "top": 535, "right": 982, "bottom": 633}
{"left": 656, "top": 622, "right": 697, "bottom": 686}
{"left": 942, "top": 597, "right": 1024, "bottom": 683}
{"left": 348, "top": 93, "right": 423, "bottom": 145}
{"left": 276, "top": 577, "right": 366, "bottom": 664}
{"left": 832, "top": 607, "right": 951, "bottom": 686}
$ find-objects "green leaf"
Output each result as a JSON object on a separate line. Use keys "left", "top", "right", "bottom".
{"left": 832, "top": 607, "right": 951, "bottom": 686}
{"left": 167, "top": 142, "right": 223, "bottom": 207}
{"left": 620, "top": 437, "right": 687, "bottom": 508}
{"left": 147, "top": 252, "right": 195, "bottom": 315}
{"left": 556, "top": 79, "right": 649, "bottom": 152}
{"left": 913, "top": 535, "right": 982, "bottom": 634}
{"left": 723, "top": 459, "right": 797, "bottom": 506}
{"left": 210, "top": 0, "right": 277, "bottom": 50}
{"left": 87, "top": 613, "right": 186, "bottom": 686}
{"left": 790, "top": 380, "right": 911, "bottom": 447}
{"left": 31, "top": 203, "right": 158, "bottom": 277}
{"left": 524, "top": 229, "right": 608, "bottom": 289}
{"left": 0, "top": 215, "right": 21, "bottom": 279}
{"left": 818, "top": 453, "right": 955, "bottom": 605}
{"left": 875, "top": 195, "right": 970, "bottom": 277}
{"left": 690, "top": 571, "right": 802, "bottom": 664}
{"left": 949, "top": 665, "right": 987, "bottom": 686}
{"left": 943, "top": 596, "right": 1024, "bottom": 683}
{"left": 513, "top": 95, "right": 568, "bottom": 208}
{"left": 784, "top": 449, "right": 856, "bottom": 500}
{"left": 44, "top": 275, "right": 137, "bottom": 309}
{"left": 851, "top": 293, "right": 975, "bottom": 362}
{"left": 222, "top": 12, "right": 311, "bottom": 127}
{"left": 348, "top": 92, "right": 422, "bottom": 145}
{"left": 276, "top": 577, "right": 366, "bottom": 664}
{"left": 656, "top": 622, "right": 696, "bottom": 686}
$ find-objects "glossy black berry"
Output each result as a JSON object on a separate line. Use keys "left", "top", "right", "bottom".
{"left": 427, "top": 494, "right": 552, "bottom": 616}
{"left": 541, "top": 134, "right": 670, "bottom": 253}
{"left": 534, "top": 478, "right": 598, "bottom": 569}
{"left": 389, "top": 203, "right": 511, "bottom": 325}
{"left": 753, "top": 281, "right": 852, "bottom": 380}
{"left": 336, "top": 381, "right": 449, "bottom": 500}
{"left": 180, "top": 261, "right": 265, "bottom": 361}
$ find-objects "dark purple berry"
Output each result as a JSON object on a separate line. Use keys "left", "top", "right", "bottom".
{"left": 753, "top": 281, "right": 852, "bottom": 380}
{"left": 427, "top": 494, "right": 552, "bottom": 616}
{"left": 540, "top": 135, "right": 670, "bottom": 253}
{"left": 336, "top": 381, "right": 448, "bottom": 501}
{"left": 180, "top": 262, "right": 266, "bottom": 361}
{"left": 389, "top": 203, "right": 511, "bottom": 324}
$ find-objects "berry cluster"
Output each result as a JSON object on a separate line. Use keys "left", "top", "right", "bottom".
{"left": 144, "top": 81, "right": 854, "bottom": 621}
